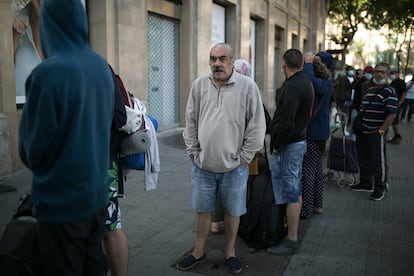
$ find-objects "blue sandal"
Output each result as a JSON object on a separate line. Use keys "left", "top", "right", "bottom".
{"left": 176, "top": 253, "right": 207, "bottom": 271}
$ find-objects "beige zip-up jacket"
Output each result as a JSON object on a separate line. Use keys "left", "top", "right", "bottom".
{"left": 183, "top": 71, "right": 266, "bottom": 173}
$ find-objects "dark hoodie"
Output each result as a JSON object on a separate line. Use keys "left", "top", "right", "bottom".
{"left": 18, "top": 0, "right": 114, "bottom": 223}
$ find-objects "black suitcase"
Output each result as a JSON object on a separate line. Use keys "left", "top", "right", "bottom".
{"left": 238, "top": 155, "right": 287, "bottom": 249}
{"left": 0, "top": 194, "right": 41, "bottom": 276}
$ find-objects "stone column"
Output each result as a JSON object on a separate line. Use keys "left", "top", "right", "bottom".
{"left": 0, "top": 0, "right": 22, "bottom": 175}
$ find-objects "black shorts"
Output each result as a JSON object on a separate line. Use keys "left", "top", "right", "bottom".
{"left": 37, "top": 208, "right": 107, "bottom": 276}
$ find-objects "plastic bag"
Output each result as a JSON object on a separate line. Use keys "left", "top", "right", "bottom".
{"left": 329, "top": 107, "right": 340, "bottom": 128}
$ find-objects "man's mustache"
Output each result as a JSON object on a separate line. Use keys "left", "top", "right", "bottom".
{"left": 213, "top": 67, "right": 224, "bottom": 73}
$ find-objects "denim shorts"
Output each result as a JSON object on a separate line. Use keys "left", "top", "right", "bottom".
{"left": 189, "top": 163, "right": 248, "bottom": 217}
{"left": 270, "top": 140, "right": 307, "bottom": 204}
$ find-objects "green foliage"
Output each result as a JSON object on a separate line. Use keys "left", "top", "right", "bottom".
{"left": 366, "top": 0, "right": 414, "bottom": 31}
{"left": 365, "top": 0, "right": 414, "bottom": 74}
{"left": 328, "top": 0, "right": 370, "bottom": 50}
{"left": 329, "top": 0, "right": 414, "bottom": 74}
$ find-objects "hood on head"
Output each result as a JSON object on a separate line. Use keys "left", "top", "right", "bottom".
{"left": 315, "top": 51, "right": 333, "bottom": 72}
{"left": 40, "top": 0, "right": 88, "bottom": 58}
{"left": 234, "top": 59, "right": 251, "bottom": 77}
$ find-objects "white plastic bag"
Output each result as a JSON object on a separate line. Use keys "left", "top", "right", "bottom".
{"left": 329, "top": 107, "right": 340, "bottom": 128}
{"left": 121, "top": 106, "right": 143, "bottom": 134}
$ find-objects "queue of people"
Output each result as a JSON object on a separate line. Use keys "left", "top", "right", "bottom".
{"left": 14, "top": 1, "right": 409, "bottom": 275}
{"left": 177, "top": 43, "right": 404, "bottom": 274}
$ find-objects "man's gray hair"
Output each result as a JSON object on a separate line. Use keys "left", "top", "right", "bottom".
{"left": 211, "top": 43, "right": 233, "bottom": 58}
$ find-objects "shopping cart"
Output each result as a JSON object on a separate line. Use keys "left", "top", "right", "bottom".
{"left": 325, "top": 111, "right": 359, "bottom": 188}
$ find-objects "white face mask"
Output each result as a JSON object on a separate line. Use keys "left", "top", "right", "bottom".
{"left": 390, "top": 74, "right": 396, "bottom": 80}
{"left": 364, "top": 73, "right": 373, "bottom": 80}
{"left": 347, "top": 70, "right": 355, "bottom": 77}
{"left": 373, "top": 78, "right": 387, "bottom": 85}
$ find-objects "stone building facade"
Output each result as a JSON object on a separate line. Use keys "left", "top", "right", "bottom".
{"left": 0, "top": 0, "right": 328, "bottom": 176}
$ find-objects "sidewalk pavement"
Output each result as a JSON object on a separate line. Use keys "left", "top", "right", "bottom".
{"left": 1, "top": 123, "right": 414, "bottom": 276}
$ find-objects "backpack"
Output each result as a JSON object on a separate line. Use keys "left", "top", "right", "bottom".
{"left": 0, "top": 194, "right": 41, "bottom": 276}
{"left": 113, "top": 74, "right": 158, "bottom": 171}
{"left": 114, "top": 74, "right": 134, "bottom": 109}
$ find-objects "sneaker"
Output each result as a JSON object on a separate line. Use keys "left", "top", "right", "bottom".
{"left": 385, "top": 182, "right": 389, "bottom": 193}
{"left": 387, "top": 135, "right": 402, "bottom": 144}
{"left": 176, "top": 254, "right": 207, "bottom": 271}
{"left": 370, "top": 189, "right": 385, "bottom": 201}
{"left": 225, "top": 257, "right": 242, "bottom": 274}
{"left": 266, "top": 237, "right": 299, "bottom": 255}
{"left": 350, "top": 183, "right": 374, "bottom": 192}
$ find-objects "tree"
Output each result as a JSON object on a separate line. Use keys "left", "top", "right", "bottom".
{"left": 365, "top": 0, "right": 414, "bottom": 75}
{"left": 327, "top": 0, "right": 370, "bottom": 53}
{"left": 328, "top": 0, "right": 414, "bottom": 75}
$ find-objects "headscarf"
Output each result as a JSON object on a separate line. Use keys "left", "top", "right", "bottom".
{"left": 234, "top": 59, "right": 251, "bottom": 77}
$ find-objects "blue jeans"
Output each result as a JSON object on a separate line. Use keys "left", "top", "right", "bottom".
{"left": 270, "top": 141, "right": 307, "bottom": 204}
{"left": 189, "top": 163, "right": 248, "bottom": 217}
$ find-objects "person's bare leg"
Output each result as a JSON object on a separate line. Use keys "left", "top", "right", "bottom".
{"left": 102, "top": 229, "right": 129, "bottom": 276}
{"left": 192, "top": 212, "right": 212, "bottom": 259}
{"left": 224, "top": 212, "right": 240, "bottom": 258}
{"left": 393, "top": 125, "right": 401, "bottom": 136}
{"left": 286, "top": 201, "right": 301, "bottom": 241}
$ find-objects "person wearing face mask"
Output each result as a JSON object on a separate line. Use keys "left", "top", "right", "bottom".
{"left": 350, "top": 63, "right": 398, "bottom": 201}
{"left": 387, "top": 69, "right": 407, "bottom": 144}
{"left": 333, "top": 65, "right": 355, "bottom": 129}
{"left": 352, "top": 66, "right": 375, "bottom": 120}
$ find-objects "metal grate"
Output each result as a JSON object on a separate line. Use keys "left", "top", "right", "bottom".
{"left": 147, "top": 12, "right": 179, "bottom": 131}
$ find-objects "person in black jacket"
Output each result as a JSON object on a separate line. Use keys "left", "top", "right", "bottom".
{"left": 387, "top": 69, "right": 407, "bottom": 144}
{"left": 267, "top": 49, "right": 314, "bottom": 255}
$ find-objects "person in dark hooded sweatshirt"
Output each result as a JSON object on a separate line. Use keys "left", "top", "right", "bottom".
{"left": 300, "top": 51, "right": 333, "bottom": 218}
{"left": 18, "top": 0, "right": 114, "bottom": 275}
